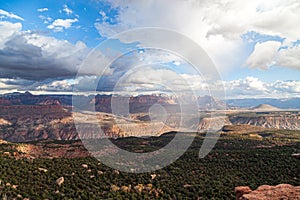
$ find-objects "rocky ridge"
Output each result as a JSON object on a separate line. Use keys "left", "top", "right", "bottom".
{"left": 235, "top": 184, "right": 300, "bottom": 200}
{"left": 229, "top": 114, "right": 300, "bottom": 130}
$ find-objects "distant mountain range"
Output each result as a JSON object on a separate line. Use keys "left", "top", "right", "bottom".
{"left": 0, "top": 91, "right": 72, "bottom": 106}
{"left": 1, "top": 92, "right": 300, "bottom": 110}
{"left": 227, "top": 98, "right": 300, "bottom": 109}
{"left": 1, "top": 92, "right": 299, "bottom": 142}
{"left": 0, "top": 92, "right": 228, "bottom": 111}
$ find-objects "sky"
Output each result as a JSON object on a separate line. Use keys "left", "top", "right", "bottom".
{"left": 0, "top": 0, "right": 300, "bottom": 99}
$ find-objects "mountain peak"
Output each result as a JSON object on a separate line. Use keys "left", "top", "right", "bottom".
{"left": 252, "top": 104, "right": 280, "bottom": 111}
{"left": 24, "top": 91, "right": 33, "bottom": 96}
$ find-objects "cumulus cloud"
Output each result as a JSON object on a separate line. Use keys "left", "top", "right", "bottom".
{"left": 2, "top": 74, "right": 299, "bottom": 99}
{"left": 0, "top": 9, "right": 24, "bottom": 21}
{"left": 245, "top": 41, "right": 282, "bottom": 69}
{"left": 86, "top": 47, "right": 211, "bottom": 93}
{"left": 0, "top": 20, "right": 119, "bottom": 85}
{"left": 0, "top": 78, "right": 35, "bottom": 93}
{"left": 277, "top": 44, "right": 300, "bottom": 70}
{"left": 0, "top": 21, "right": 22, "bottom": 48}
{"left": 115, "top": 67, "right": 191, "bottom": 92}
{"left": 1, "top": 1, "right": 299, "bottom": 97}
{"left": 0, "top": 79, "right": 24, "bottom": 90}
{"left": 245, "top": 41, "right": 300, "bottom": 70}
{"left": 36, "top": 79, "right": 74, "bottom": 92}
{"left": 224, "top": 77, "right": 300, "bottom": 98}
{"left": 94, "top": 0, "right": 246, "bottom": 74}
{"left": 47, "top": 18, "right": 78, "bottom": 32}
{"left": 0, "top": 21, "right": 106, "bottom": 81}
{"left": 0, "top": 34, "right": 85, "bottom": 79}
{"left": 205, "top": 0, "right": 300, "bottom": 41}
{"left": 96, "top": 0, "right": 300, "bottom": 72}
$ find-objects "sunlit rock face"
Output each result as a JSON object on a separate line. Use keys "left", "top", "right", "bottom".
{"left": 235, "top": 184, "right": 300, "bottom": 200}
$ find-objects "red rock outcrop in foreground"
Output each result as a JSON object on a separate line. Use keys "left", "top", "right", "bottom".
{"left": 235, "top": 184, "right": 300, "bottom": 200}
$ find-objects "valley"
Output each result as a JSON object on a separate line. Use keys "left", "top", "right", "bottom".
{"left": 0, "top": 92, "right": 299, "bottom": 199}
{"left": 0, "top": 127, "right": 299, "bottom": 199}
{"left": 0, "top": 102, "right": 299, "bottom": 142}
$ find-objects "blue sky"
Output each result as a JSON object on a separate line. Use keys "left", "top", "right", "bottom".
{"left": 0, "top": 0, "right": 117, "bottom": 46}
{"left": 0, "top": 0, "right": 299, "bottom": 98}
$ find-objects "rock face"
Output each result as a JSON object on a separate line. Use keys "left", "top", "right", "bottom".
{"left": 198, "top": 116, "right": 231, "bottom": 132}
{"left": 0, "top": 118, "right": 11, "bottom": 126}
{"left": 74, "top": 112, "right": 174, "bottom": 139}
{"left": 0, "top": 104, "right": 174, "bottom": 142}
{"left": 235, "top": 186, "right": 252, "bottom": 200}
{"left": 0, "top": 97, "right": 12, "bottom": 106}
{"left": 1, "top": 105, "right": 299, "bottom": 142}
{"left": 38, "top": 99, "right": 62, "bottom": 106}
{"left": 0, "top": 92, "right": 299, "bottom": 142}
{"left": 94, "top": 94, "right": 179, "bottom": 113}
{"left": 235, "top": 184, "right": 300, "bottom": 200}
{"left": 0, "top": 92, "right": 228, "bottom": 112}
{"left": 229, "top": 114, "right": 300, "bottom": 130}
{"left": 0, "top": 105, "right": 77, "bottom": 142}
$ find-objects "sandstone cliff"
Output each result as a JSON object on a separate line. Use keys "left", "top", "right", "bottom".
{"left": 229, "top": 114, "right": 300, "bottom": 130}
{"left": 235, "top": 184, "right": 300, "bottom": 200}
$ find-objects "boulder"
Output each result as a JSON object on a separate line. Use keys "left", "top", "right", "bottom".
{"left": 121, "top": 185, "right": 131, "bottom": 193}
{"left": 56, "top": 177, "right": 64, "bottom": 186}
{"left": 111, "top": 184, "right": 120, "bottom": 192}
{"left": 236, "top": 184, "right": 300, "bottom": 200}
{"left": 38, "top": 168, "right": 48, "bottom": 173}
{"left": 235, "top": 186, "right": 252, "bottom": 200}
{"left": 82, "top": 164, "right": 88, "bottom": 168}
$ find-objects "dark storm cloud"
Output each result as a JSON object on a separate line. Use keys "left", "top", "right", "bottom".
{"left": 0, "top": 32, "right": 88, "bottom": 81}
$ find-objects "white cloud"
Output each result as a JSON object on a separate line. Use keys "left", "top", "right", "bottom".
{"left": 37, "top": 8, "right": 48, "bottom": 12}
{"left": 94, "top": 0, "right": 246, "bottom": 74}
{"left": 204, "top": 0, "right": 300, "bottom": 41}
{"left": 22, "top": 74, "right": 300, "bottom": 98}
{"left": 0, "top": 20, "right": 117, "bottom": 84}
{"left": 0, "top": 9, "right": 24, "bottom": 21}
{"left": 245, "top": 41, "right": 282, "bottom": 69}
{"left": 224, "top": 77, "right": 300, "bottom": 98}
{"left": 0, "top": 21, "right": 94, "bottom": 80}
{"left": 95, "top": 22, "right": 118, "bottom": 38}
{"left": 63, "top": 5, "right": 73, "bottom": 15}
{"left": 47, "top": 18, "right": 78, "bottom": 32}
{"left": 0, "top": 21, "right": 22, "bottom": 48}
{"left": 37, "top": 79, "right": 74, "bottom": 91}
{"left": 243, "top": 77, "right": 267, "bottom": 91}
{"left": 277, "top": 44, "right": 300, "bottom": 70}
{"left": 0, "top": 79, "right": 21, "bottom": 90}
{"left": 1, "top": 69, "right": 299, "bottom": 99}
{"left": 245, "top": 41, "right": 300, "bottom": 70}
{"left": 273, "top": 80, "right": 300, "bottom": 93}
{"left": 94, "top": 63, "right": 212, "bottom": 96}
{"left": 96, "top": 0, "right": 300, "bottom": 73}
